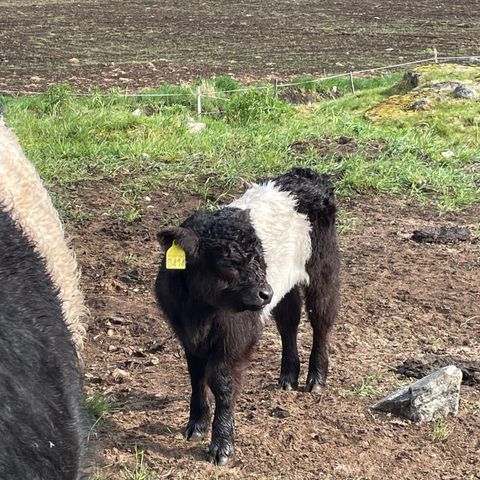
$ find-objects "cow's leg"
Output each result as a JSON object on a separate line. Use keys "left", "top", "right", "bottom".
{"left": 185, "top": 352, "right": 211, "bottom": 441}
{"left": 272, "top": 286, "right": 302, "bottom": 390}
{"left": 206, "top": 362, "right": 242, "bottom": 465}
{"left": 304, "top": 249, "right": 340, "bottom": 392}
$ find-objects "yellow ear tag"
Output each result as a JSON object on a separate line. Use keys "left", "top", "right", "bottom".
{"left": 166, "top": 241, "right": 186, "bottom": 270}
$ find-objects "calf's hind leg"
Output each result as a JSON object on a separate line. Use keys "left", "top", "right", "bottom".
{"left": 304, "top": 256, "right": 339, "bottom": 392}
{"left": 272, "top": 287, "right": 302, "bottom": 390}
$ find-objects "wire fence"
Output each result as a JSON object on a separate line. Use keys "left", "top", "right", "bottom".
{"left": 1, "top": 52, "right": 479, "bottom": 116}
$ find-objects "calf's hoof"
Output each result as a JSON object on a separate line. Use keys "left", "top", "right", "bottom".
{"left": 278, "top": 371, "right": 299, "bottom": 391}
{"left": 207, "top": 440, "right": 234, "bottom": 466}
{"left": 185, "top": 419, "right": 209, "bottom": 441}
{"left": 279, "top": 377, "right": 298, "bottom": 391}
{"left": 306, "top": 373, "right": 326, "bottom": 392}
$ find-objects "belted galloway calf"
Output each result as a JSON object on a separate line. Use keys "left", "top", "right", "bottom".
{"left": 0, "top": 121, "right": 88, "bottom": 479}
{"left": 155, "top": 167, "right": 340, "bottom": 465}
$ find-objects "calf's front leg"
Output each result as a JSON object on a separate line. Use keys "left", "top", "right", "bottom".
{"left": 206, "top": 362, "right": 240, "bottom": 465}
{"left": 185, "top": 353, "right": 211, "bottom": 440}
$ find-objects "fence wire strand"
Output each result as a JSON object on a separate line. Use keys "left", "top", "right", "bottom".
{"left": 0, "top": 54, "right": 478, "bottom": 98}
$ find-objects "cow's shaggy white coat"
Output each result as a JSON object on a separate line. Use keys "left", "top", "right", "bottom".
{"left": 0, "top": 121, "right": 87, "bottom": 351}
{"left": 230, "top": 181, "right": 312, "bottom": 318}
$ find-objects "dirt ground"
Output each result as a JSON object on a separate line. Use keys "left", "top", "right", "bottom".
{"left": 1, "top": 0, "right": 480, "bottom": 93}
{"left": 4, "top": 2, "right": 479, "bottom": 476}
{"left": 65, "top": 178, "right": 480, "bottom": 479}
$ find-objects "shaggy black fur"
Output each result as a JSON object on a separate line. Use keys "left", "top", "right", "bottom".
{"left": 269, "top": 167, "right": 340, "bottom": 391}
{"left": 0, "top": 205, "right": 87, "bottom": 480}
{"left": 155, "top": 167, "right": 340, "bottom": 465}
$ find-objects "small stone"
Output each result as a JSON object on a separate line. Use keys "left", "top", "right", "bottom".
{"left": 132, "top": 108, "right": 142, "bottom": 116}
{"left": 187, "top": 120, "right": 206, "bottom": 133}
{"left": 431, "top": 81, "right": 461, "bottom": 92}
{"left": 109, "top": 316, "right": 126, "bottom": 325}
{"left": 453, "top": 85, "right": 478, "bottom": 100}
{"left": 145, "top": 356, "right": 160, "bottom": 366}
{"left": 68, "top": 57, "right": 80, "bottom": 64}
{"left": 411, "top": 98, "right": 431, "bottom": 111}
{"left": 372, "top": 365, "right": 462, "bottom": 422}
{"left": 111, "top": 368, "right": 130, "bottom": 383}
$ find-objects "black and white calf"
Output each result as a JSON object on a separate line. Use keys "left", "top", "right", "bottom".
{"left": 155, "top": 167, "right": 340, "bottom": 465}
{"left": 0, "top": 122, "right": 88, "bottom": 479}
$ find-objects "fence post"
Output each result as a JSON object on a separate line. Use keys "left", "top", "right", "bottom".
{"left": 273, "top": 79, "right": 278, "bottom": 98}
{"left": 349, "top": 72, "right": 355, "bottom": 94}
{"left": 196, "top": 86, "right": 202, "bottom": 116}
{"left": 433, "top": 47, "right": 438, "bottom": 63}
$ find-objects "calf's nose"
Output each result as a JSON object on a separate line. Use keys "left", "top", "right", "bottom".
{"left": 258, "top": 285, "right": 273, "bottom": 305}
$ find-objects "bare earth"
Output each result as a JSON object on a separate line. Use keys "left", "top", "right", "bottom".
{"left": 3, "top": 1, "right": 479, "bottom": 476}
{"left": 67, "top": 179, "right": 480, "bottom": 479}
{"left": 1, "top": 0, "right": 479, "bottom": 92}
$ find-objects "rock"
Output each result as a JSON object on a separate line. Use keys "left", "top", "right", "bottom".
{"left": 453, "top": 85, "right": 478, "bottom": 99}
{"left": 132, "top": 108, "right": 142, "bottom": 117}
{"left": 372, "top": 365, "right": 462, "bottom": 422}
{"left": 187, "top": 120, "right": 206, "bottom": 133}
{"left": 411, "top": 98, "right": 431, "bottom": 111}
{"left": 431, "top": 81, "right": 461, "bottom": 92}
{"left": 111, "top": 368, "right": 130, "bottom": 383}
{"left": 145, "top": 356, "right": 160, "bottom": 367}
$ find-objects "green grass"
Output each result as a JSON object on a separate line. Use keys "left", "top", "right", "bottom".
{"left": 337, "top": 210, "right": 360, "bottom": 234}
{"left": 123, "top": 448, "right": 155, "bottom": 480}
{"left": 2, "top": 65, "right": 479, "bottom": 216}
{"left": 343, "top": 374, "right": 383, "bottom": 397}
{"left": 85, "top": 393, "right": 115, "bottom": 421}
{"left": 430, "top": 418, "right": 450, "bottom": 442}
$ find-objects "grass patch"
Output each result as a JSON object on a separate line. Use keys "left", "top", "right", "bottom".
{"left": 86, "top": 393, "right": 115, "bottom": 421}
{"left": 123, "top": 448, "right": 155, "bottom": 480}
{"left": 2, "top": 64, "right": 478, "bottom": 218}
{"left": 430, "top": 418, "right": 450, "bottom": 442}
{"left": 344, "top": 374, "right": 383, "bottom": 397}
{"left": 337, "top": 210, "right": 360, "bottom": 234}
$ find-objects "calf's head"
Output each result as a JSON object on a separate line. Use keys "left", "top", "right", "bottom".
{"left": 158, "top": 208, "right": 273, "bottom": 312}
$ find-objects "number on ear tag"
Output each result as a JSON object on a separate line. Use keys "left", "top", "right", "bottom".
{"left": 166, "top": 241, "right": 186, "bottom": 270}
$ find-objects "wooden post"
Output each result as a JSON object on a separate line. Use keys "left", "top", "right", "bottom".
{"left": 349, "top": 72, "right": 355, "bottom": 94}
{"left": 433, "top": 47, "right": 438, "bottom": 63}
{"left": 273, "top": 79, "right": 278, "bottom": 98}
{"left": 197, "top": 86, "right": 202, "bottom": 116}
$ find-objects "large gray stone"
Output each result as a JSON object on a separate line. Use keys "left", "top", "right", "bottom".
{"left": 372, "top": 365, "right": 462, "bottom": 422}
{"left": 453, "top": 85, "right": 479, "bottom": 99}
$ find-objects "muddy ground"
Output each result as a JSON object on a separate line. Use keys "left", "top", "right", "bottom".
{"left": 3, "top": 2, "right": 479, "bottom": 476}
{"left": 65, "top": 178, "right": 480, "bottom": 479}
{"left": 1, "top": 0, "right": 480, "bottom": 93}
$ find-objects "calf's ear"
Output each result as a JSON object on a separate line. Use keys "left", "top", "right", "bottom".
{"left": 157, "top": 227, "right": 199, "bottom": 258}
